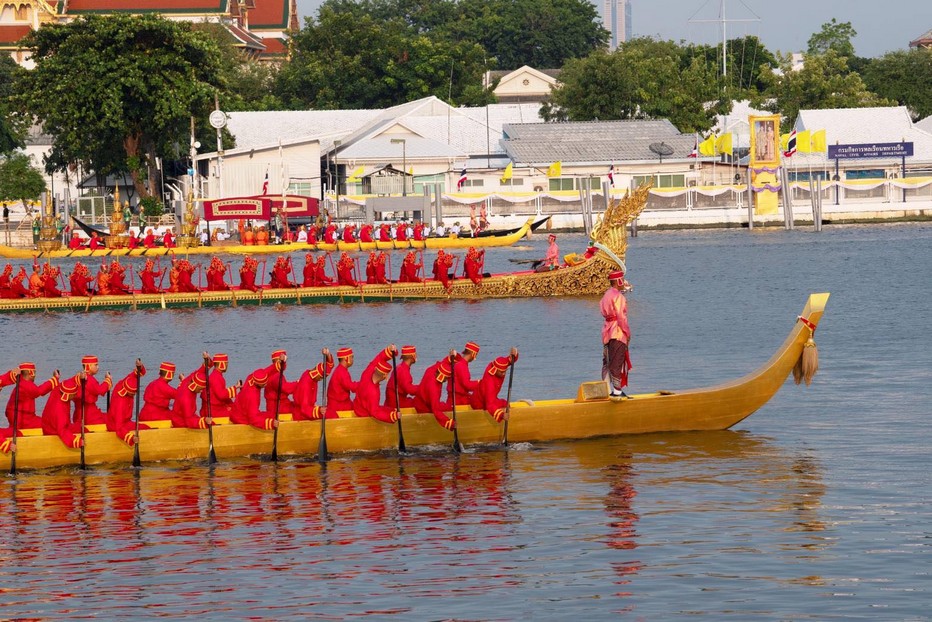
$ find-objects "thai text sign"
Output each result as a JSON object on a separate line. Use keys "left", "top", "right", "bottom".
{"left": 828, "top": 142, "right": 914, "bottom": 159}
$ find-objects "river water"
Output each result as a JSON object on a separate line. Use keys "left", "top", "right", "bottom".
{"left": 1, "top": 223, "right": 930, "bottom": 619}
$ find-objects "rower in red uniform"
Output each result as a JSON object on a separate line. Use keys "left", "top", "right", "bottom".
{"left": 67, "top": 262, "right": 91, "bottom": 297}
{"left": 106, "top": 360, "right": 148, "bottom": 446}
{"left": 3, "top": 363, "right": 58, "bottom": 430}
{"left": 109, "top": 260, "right": 132, "bottom": 294}
{"left": 88, "top": 232, "right": 104, "bottom": 250}
{"left": 270, "top": 256, "right": 296, "bottom": 288}
{"left": 413, "top": 353, "right": 455, "bottom": 430}
{"left": 385, "top": 345, "right": 419, "bottom": 410}
{"left": 202, "top": 353, "right": 239, "bottom": 418}
{"left": 342, "top": 224, "right": 356, "bottom": 243}
{"left": 261, "top": 349, "right": 296, "bottom": 414}
{"left": 163, "top": 229, "right": 175, "bottom": 248}
{"left": 72, "top": 355, "right": 112, "bottom": 428}
{"left": 413, "top": 221, "right": 426, "bottom": 241}
{"left": 365, "top": 252, "right": 377, "bottom": 283}
{"left": 353, "top": 356, "right": 400, "bottom": 424}
{"left": 174, "top": 258, "right": 198, "bottom": 292}
{"left": 326, "top": 347, "right": 357, "bottom": 418}
{"left": 7, "top": 267, "right": 28, "bottom": 298}
{"left": 371, "top": 252, "right": 388, "bottom": 284}
{"left": 449, "top": 341, "right": 480, "bottom": 406}
{"left": 395, "top": 222, "right": 408, "bottom": 242}
{"left": 206, "top": 257, "right": 229, "bottom": 291}
{"left": 171, "top": 355, "right": 210, "bottom": 429}
{"left": 140, "top": 362, "right": 178, "bottom": 421}
{"left": 432, "top": 249, "right": 455, "bottom": 290}
{"left": 0, "top": 264, "right": 12, "bottom": 298}
{"left": 314, "top": 256, "right": 334, "bottom": 286}
{"left": 41, "top": 263, "right": 63, "bottom": 297}
{"left": 68, "top": 232, "right": 84, "bottom": 249}
{"left": 399, "top": 251, "right": 422, "bottom": 282}
{"left": 230, "top": 368, "right": 275, "bottom": 430}
{"left": 336, "top": 252, "right": 357, "bottom": 286}
{"left": 464, "top": 247, "right": 485, "bottom": 284}
{"left": 41, "top": 375, "right": 84, "bottom": 449}
{"left": 293, "top": 349, "right": 333, "bottom": 421}
{"left": 139, "top": 259, "right": 163, "bottom": 294}
{"left": 378, "top": 223, "right": 392, "bottom": 242}
{"left": 359, "top": 223, "right": 374, "bottom": 243}
{"left": 470, "top": 348, "right": 518, "bottom": 422}
{"left": 323, "top": 223, "right": 337, "bottom": 244}
{"left": 239, "top": 256, "right": 260, "bottom": 292}
{"left": 302, "top": 254, "right": 316, "bottom": 287}
{"left": 307, "top": 224, "right": 319, "bottom": 244}
{"left": 143, "top": 228, "right": 157, "bottom": 248}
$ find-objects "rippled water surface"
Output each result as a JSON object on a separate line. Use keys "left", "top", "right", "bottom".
{"left": 2, "top": 223, "right": 931, "bottom": 619}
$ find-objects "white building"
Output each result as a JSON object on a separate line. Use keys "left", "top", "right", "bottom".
{"left": 603, "top": 0, "right": 632, "bottom": 51}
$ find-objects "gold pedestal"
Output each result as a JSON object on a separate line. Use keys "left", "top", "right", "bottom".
{"left": 106, "top": 236, "right": 128, "bottom": 249}
{"left": 37, "top": 239, "right": 62, "bottom": 252}
{"left": 178, "top": 236, "right": 199, "bottom": 248}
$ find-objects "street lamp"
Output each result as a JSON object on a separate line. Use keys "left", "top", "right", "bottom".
{"left": 391, "top": 138, "right": 407, "bottom": 196}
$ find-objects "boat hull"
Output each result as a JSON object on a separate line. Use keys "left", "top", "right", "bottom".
{"left": 7, "top": 293, "right": 829, "bottom": 470}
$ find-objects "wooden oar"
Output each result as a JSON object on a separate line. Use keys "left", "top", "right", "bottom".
{"left": 271, "top": 358, "right": 285, "bottom": 462}
{"left": 317, "top": 351, "right": 329, "bottom": 464}
{"left": 501, "top": 352, "right": 517, "bottom": 447}
{"left": 391, "top": 353, "right": 406, "bottom": 453}
{"left": 8, "top": 373, "right": 22, "bottom": 475}
{"left": 132, "top": 362, "right": 143, "bottom": 468}
{"left": 202, "top": 354, "right": 217, "bottom": 465}
{"left": 449, "top": 353, "right": 462, "bottom": 453}
{"left": 79, "top": 376, "right": 87, "bottom": 470}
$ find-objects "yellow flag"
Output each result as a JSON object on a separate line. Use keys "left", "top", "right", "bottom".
{"left": 699, "top": 134, "right": 717, "bottom": 156}
{"left": 501, "top": 162, "right": 513, "bottom": 183}
{"left": 346, "top": 166, "right": 365, "bottom": 182}
{"left": 780, "top": 133, "right": 790, "bottom": 152}
{"left": 797, "top": 130, "right": 812, "bottom": 154}
{"left": 716, "top": 133, "right": 733, "bottom": 155}
{"left": 811, "top": 129, "right": 827, "bottom": 152}
{"left": 547, "top": 161, "right": 562, "bottom": 177}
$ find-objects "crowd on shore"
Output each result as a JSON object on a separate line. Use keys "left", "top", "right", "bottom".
{"left": 0, "top": 344, "right": 518, "bottom": 454}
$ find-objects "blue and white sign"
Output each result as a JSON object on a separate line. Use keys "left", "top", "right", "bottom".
{"left": 828, "top": 142, "right": 914, "bottom": 159}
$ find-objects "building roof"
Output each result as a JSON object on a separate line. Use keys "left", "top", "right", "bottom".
{"left": 916, "top": 115, "right": 932, "bottom": 134}
{"left": 59, "top": 0, "right": 230, "bottom": 14}
{"left": 501, "top": 119, "right": 696, "bottom": 166}
{"left": 909, "top": 27, "right": 932, "bottom": 48}
{"left": 226, "top": 109, "right": 381, "bottom": 151}
{"left": 794, "top": 106, "right": 932, "bottom": 164}
{"left": 0, "top": 24, "right": 31, "bottom": 47}
{"left": 337, "top": 135, "right": 463, "bottom": 161}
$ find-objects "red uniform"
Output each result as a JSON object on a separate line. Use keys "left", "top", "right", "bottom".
{"left": 70, "top": 265, "right": 94, "bottom": 297}
{"left": 41, "top": 265, "right": 63, "bottom": 297}
{"left": 106, "top": 367, "right": 149, "bottom": 446}
{"left": 336, "top": 253, "right": 357, "bottom": 286}
{"left": 240, "top": 257, "right": 260, "bottom": 292}
{"left": 342, "top": 225, "right": 356, "bottom": 243}
{"left": 109, "top": 262, "right": 131, "bottom": 294}
{"left": 384, "top": 359, "right": 419, "bottom": 410}
{"left": 3, "top": 368, "right": 56, "bottom": 430}
{"left": 206, "top": 258, "right": 229, "bottom": 291}
{"left": 469, "top": 355, "right": 518, "bottom": 422}
{"left": 89, "top": 235, "right": 104, "bottom": 250}
{"left": 314, "top": 257, "right": 333, "bottom": 286}
{"left": 352, "top": 357, "right": 398, "bottom": 424}
{"left": 175, "top": 260, "right": 198, "bottom": 292}
{"left": 432, "top": 250, "right": 454, "bottom": 290}
{"left": 378, "top": 224, "right": 392, "bottom": 242}
{"left": 41, "top": 376, "right": 84, "bottom": 448}
{"left": 72, "top": 372, "right": 112, "bottom": 428}
{"left": 395, "top": 223, "right": 408, "bottom": 242}
{"left": 359, "top": 224, "right": 374, "bottom": 243}
{"left": 171, "top": 367, "right": 209, "bottom": 429}
{"left": 201, "top": 369, "right": 236, "bottom": 417}
{"left": 140, "top": 376, "right": 177, "bottom": 421}
{"left": 7, "top": 268, "right": 29, "bottom": 298}
{"left": 139, "top": 261, "right": 162, "bottom": 294}
{"left": 323, "top": 224, "right": 337, "bottom": 244}
{"left": 143, "top": 232, "right": 156, "bottom": 248}
{"left": 270, "top": 257, "right": 295, "bottom": 288}
{"left": 230, "top": 372, "right": 274, "bottom": 430}
{"left": 413, "top": 360, "right": 455, "bottom": 429}
{"left": 449, "top": 353, "right": 479, "bottom": 406}
{"left": 399, "top": 252, "right": 422, "bottom": 282}
{"left": 413, "top": 223, "right": 425, "bottom": 241}
{"left": 68, "top": 234, "right": 84, "bottom": 249}
{"left": 326, "top": 363, "right": 357, "bottom": 418}
{"left": 163, "top": 230, "right": 175, "bottom": 248}
{"left": 258, "top": 351, "right": 297, "bottom": 414}
{"left": 307, "top": 225, "right": 319, "bottom": 244}
{"left": 464, "top": 248, "right": 485, "bottom": 284}
{"left": 293, "top": 361, "right": 333, "bottom": 421}
{"left": 302, "top": 256, "right": 316, "bottom": 287}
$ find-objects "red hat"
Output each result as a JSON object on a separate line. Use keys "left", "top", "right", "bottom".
{"left": 271, "top": 349, "right": 286, "bottom": 361}
{"left": 81, "top": 355, "right": 98, "bottom": 367}
{"left": 464, "top": 341, "right": 480, "bottom": 355}
{"left": 337, "top": 347, "right": 353, "bottom": 359}
{"left": 375, "top": 359, "right": 392, "bottom": 374}
{"left": 188, "top": 369, "right": 207, "bottom": 389}
{"left": 401, "top": 345, "right": 417, "bottom": 357}
{"left": 549, "top": 234, "right": 557, "bottom": 241}
{"left": 117, "top": 375, "right": 140, "bottom": 396}
{"left": 60, "top": 376, "right": 80, "bottom": 396}
{"left": 608, "top": 269, "right": 625, "bottom": 281}
{"left": 213, "top": 353, "right": 229, "bottom": 364}
{"left": 437, "top": 360, "right": 452, "bottom": 378}
{"left": 252, "top": 368, "right": 269, "bottom": 385}
{"left": 310, "top": 362, "right": 327, "bottom": 380}
{"left": 19, "top": 362, "right": 36, "bottom": 372}
{"left": 491, "top": 356, "right": 511, "bottom": 373}
{"left": 159, "top": 362, "right": 176, "bottom": 380}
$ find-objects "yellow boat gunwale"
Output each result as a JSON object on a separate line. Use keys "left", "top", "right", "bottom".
{"left": 5, "top": 293, "right": 829, "bottom": 471}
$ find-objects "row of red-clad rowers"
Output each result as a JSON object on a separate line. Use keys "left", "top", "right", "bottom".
{"left": 0, "top": 344, "right": 517, "bottom": 454}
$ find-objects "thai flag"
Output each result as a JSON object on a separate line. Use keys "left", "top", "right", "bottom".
{"left": 783, "top": 129, "right": 797, "bottom": 158}
{"left": 608, "top": 164, "right": 615, "bottom": 187}
{"left": 457, "top": 167, "right": 467, "bottom": 190}
{"left": 261, "top": 167, "right": 269, "bottom": 194}
{"left": 687, "top": 135, "right": 698, "bottom": 158}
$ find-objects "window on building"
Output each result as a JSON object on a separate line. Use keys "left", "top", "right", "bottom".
{"left": 501, "top": 178, "right": 525, "bottom": 187}
{"left": 461, "top": 179, "right": 485, "bottom": 188}
{"left": 845, "top": 169, "right": 884, "bottom": 180}
{"left": 633, "top": 173, "right": 686, "bottom": 189}
{"left": 288, "top": 182, "right": 313, "bottom": 196}
{"left": 548, "top": 178, "right": 575, "bottom": 191}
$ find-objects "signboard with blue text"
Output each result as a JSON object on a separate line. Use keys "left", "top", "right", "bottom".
{"left": 828, "top": 142, "right": 914, "bottom": 159}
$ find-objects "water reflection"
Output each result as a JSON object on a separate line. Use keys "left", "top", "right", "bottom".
{"left": 1, "top": 432, "right": 826, "bottom": 618}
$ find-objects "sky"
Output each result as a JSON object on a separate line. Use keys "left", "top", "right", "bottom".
{"left": 294, "top": 0, "right": 931, "bottom": 59}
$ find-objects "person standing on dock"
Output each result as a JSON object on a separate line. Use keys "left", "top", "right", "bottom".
{"left": 600, "top": 269, "right": 632, "bottom": 398}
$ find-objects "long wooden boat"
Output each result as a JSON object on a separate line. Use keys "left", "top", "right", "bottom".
{"left": 6, "top": 293, "right": 829, "bottom": 471}
{"left": 0, "top": 188, "right": 648, "bottom": 314}
{"left": 0, "top": 217, "right": 548, "bottom": 260}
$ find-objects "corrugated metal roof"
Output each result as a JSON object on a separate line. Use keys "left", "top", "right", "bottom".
{"left": 226, "top": 110, "right": 380, "bottom": 150}
{"left": 501, "top": 120, "right": 696, "bottom": 165}
{"left": 337, "top": 136, "right": 463, "bottom": 160}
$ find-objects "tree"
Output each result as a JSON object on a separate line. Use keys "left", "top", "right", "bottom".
{"left": 276, "top": 5, "right": 491, "bottom": 109}
{"left": 0, "top": 55, "right": 25, "bottom": 155}
{"left": 755, "top": 50, "right": 892, "bottom": 131}
{"left": 807, "top": 18, "right": 857, "bottom": 59}
{"left": 0, "top": 153, "right": 47, "bottom": 210}
{"left": 862, "top": 48, "right": 932, "bottom": 121}
{"left": 541, "top": 38, "right": 728, "bottom": 133}
{"left": 14, "top": 15, "right": 226, "bottom": 199}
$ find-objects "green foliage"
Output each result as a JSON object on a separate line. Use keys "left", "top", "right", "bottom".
{"left": 691, "top": 36, "right": 778, "bottom": 95}
{"left": 0, "top": 152, "right": 47, "bottom": 206}
{"left": 807, "top": 18, "right": 857, "bottom": 59}
{"left": 139, "top": 195, "right": 165, "bottom": 220}
{"left": 14, "top": 15, "right": 226, "bottom": 198}
{"left": 541, "top": 38, "right": 728, "bottom": 133}
{"left": 0, "top": 55, "right": 26, "bottom": 155}
{"left": 861, "top": 48, "right": 932, "bottom": 121}
{"left": 754, "top": 50, "right": 893, "bottom": 132}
